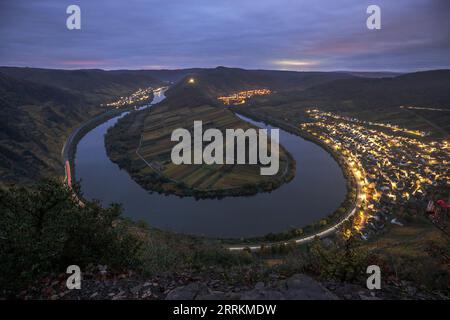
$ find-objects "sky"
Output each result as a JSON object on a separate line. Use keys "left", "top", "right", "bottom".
{"left": 0, "top": 0, "right": 449, "bottom": 71}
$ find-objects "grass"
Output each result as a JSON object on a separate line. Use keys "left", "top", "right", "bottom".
{"left": 365, "top": 218, "right": 445, "bottom": 259}
{"left": 126, "top": 220, "right": 256, "bottom": 277}
{"left": 360, "top": 217, "right": 450, "bottom": 291}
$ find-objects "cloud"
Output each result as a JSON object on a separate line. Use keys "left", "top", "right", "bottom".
{"left": 272, "top": 59, "right": 320, "bottom": 70}
{"left": 0, "top": 0, "right": 449, "bottom": 71}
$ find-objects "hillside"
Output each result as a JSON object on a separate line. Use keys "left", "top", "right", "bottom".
{"left": 299, "top": 69, "right": 450, "bottom": 108}
{"left": 113, "top": 68, "right": 204, "bottom": 83}
{"left": 242, "top": 70, "right": 450, "bottom": 138}
{"left": 0, "top": 73, "right": 88, "bottom": 186}
{"left": 0, "top": 67, "right": 167, "bottom": 105}
{"left": 166, "top": 66, "right": 357, "bottom": 98}
{"left": 0, "top": 68, "right": 164, "bottom": 187}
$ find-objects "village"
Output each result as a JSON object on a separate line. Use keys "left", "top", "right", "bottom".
{"left": 217, "top": 89, "right": 272, "bottom": 105}
{"left": 102, "top": 87, "right": 154, "bottom": 108}
{"left": 300, "top": 109, "right": 449, "bottom": 240}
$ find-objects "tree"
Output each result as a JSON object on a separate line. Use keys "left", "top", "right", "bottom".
{"left": 306, "top": 236, "right": 370, "bottom": 282}
{"left": 0, "top": 179, "right": 142, "bottom": 295}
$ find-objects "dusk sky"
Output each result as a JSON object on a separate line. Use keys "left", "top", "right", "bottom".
{"left": 1, "top": 0, "right": 449, "bottom": 71}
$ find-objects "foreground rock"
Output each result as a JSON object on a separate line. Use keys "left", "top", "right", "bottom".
{"left": 165, "top": 275, "right": 337, "bottom": 300}
{"left": 18, "top": 270, "right": 447, "bottom": 300}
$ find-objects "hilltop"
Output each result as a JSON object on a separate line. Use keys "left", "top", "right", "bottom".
{"left": 165, "top": 66, "right": 357, "bottom": 98}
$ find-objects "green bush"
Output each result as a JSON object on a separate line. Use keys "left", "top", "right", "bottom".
{"left": 139, "top": 241, "right": 183, "bottom": 276}
{"left": 0, "top": 180, "right": 142, "bottom": 295}
{"left": 188, "top": 247, "right": 253, "bottom": 269}
{"left": 307, "top": 236, "right": 370, "bottom": 282}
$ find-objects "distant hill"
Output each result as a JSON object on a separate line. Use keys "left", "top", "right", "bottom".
{"left": 166, "top": 66, "right": 356, "bottom": 99}
{"left": 239, "top": 69, "right": 450, "bottom": 138}
{"left": 339, "top": 71, "right": 402, "bottom": 78}
{"left": 0, "top": 67, "right": 166, "bottom": 105}
{"left": 298, "top": 69, "right": 450, "bottom": 109}
{"left": 114, "top": 68, "right": 204, "bottom": 83}
{"left": 162, "top": 66, "right": 359, "bottom": 111}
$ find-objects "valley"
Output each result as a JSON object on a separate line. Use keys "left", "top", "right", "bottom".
{"left": 1, "top": 66, "right": 449, "bottom": 299}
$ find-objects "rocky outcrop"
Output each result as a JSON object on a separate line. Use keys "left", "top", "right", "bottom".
{"left": 166, "top": 274, "right": 338, "bottom": 300}
{"left": 19, "top": 270, "right": 447, "bottom": 300}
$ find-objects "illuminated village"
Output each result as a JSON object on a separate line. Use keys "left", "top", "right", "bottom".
{"left": 301, "top": 109, "right": 449, "bottom": 239}
{"left": 217, "top": 89, "right": 272, "bottom": 105}
{"left": 103, "top": 87, "right": 154, "bottom": 108}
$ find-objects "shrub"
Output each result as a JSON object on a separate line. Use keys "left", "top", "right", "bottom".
{"left": 188, "top": 247, "right": 253, "bottom": 269}
{"left": 306, "top": 236, "right": 370, "bottom": 282}
{"left": 0, "top": 179, "right": 142, "bottom": 295}
{"left": 140, "top": 241, "right": 182, "bottom": 276}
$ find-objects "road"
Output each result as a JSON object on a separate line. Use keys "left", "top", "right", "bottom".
{"left": 227, "top": 175, "right": 362, "bottom": 251}
{"left": 61, "top": 108, "right": 132, "bottom": 188}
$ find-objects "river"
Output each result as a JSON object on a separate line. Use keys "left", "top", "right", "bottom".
{"left": 74, "top": 89, "right": 346, "bottom": 238}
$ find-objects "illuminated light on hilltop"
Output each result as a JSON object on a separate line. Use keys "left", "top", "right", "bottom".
{"left": 188, "top": 78, "right": 195, "bottom": 84}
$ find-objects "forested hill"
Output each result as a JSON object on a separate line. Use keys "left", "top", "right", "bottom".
{"left": 0, "top": 68, "right": 164, "bottom": 187}
{"left": 165, "top": 66, "right": 357, "bottom": 98}
{"left": 295, "top": 69, "right": 450, "bottom": 109}
{"left": 239, "top": 69, "right": 450, "bottom": 139}
{"left": 0, "top": 67, "right": 167, "bottom": 105}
